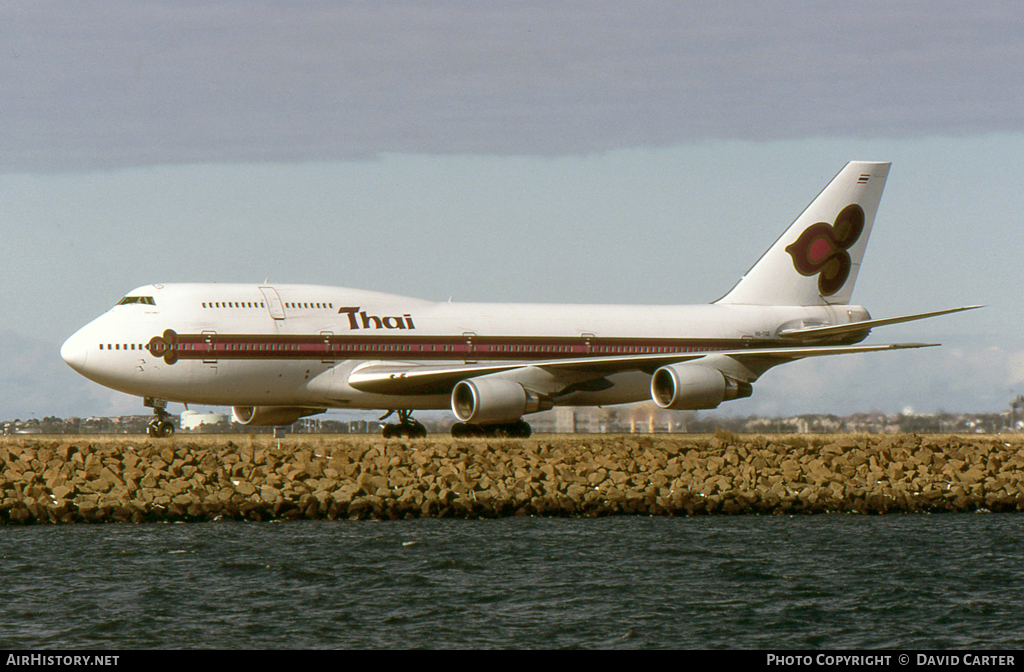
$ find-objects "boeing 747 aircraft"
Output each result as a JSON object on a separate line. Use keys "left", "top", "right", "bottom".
{"left": 61, "top": 162, "right": 977, "bottom": 438}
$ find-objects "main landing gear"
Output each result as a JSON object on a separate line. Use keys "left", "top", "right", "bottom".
{"left": 450, "top": 419, "right": 532, "bottom": 439}
{"left": 380, "top": 410, "right": 428, "bottom": 439}
{"left": 144, "top": 397, "right": 175, "bottom": 438}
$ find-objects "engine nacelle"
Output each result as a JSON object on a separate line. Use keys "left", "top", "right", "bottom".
{"left": 650, "top": 364, "right": 752, "bottom": 410}
{"left": 451, "top": 378, "right": 545, "bottom": 424}
{"left": 232, "top": 406, "right": 326, "bottom": 426}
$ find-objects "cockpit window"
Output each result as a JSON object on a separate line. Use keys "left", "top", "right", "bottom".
{"left": 117, "top": 296, "right": 156, "bottom": 306}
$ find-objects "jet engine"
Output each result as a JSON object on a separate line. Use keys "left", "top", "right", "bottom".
{"left": 451, "top": 378, "right": 546, "bottom": 424}
{"left": 650, "top": 364, "right": 752, "bottom": 410}
{"left": 231, "top": 406, "right": 326, "bottom": 426}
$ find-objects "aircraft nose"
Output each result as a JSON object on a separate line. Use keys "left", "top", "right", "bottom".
{"left": 60, "top": 330, "right": 89, "bottom": 373}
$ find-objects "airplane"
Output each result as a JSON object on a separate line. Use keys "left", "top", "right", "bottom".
{"left": 60, "top": 161, "right": 978, "bottom": 439}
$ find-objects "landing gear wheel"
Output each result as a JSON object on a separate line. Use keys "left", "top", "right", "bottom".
{"left": 406, "top": 420, "right": 427, "bottom": 438}
{"left": 486, "top": 420, "right": 532, "bottom": 438}
{"left": 450, "top": 422, "right": 485, "bottom": 438}
{"left": 381, "top": 411, "right": 428, "bottom": 439}
{"left": 145, "top": 399, "right": 175, "bottom": 438}
{"left": 507, "top": 419, "right": 532, "bottom": 438}
{"left": 148, "top": 420, "right": 174, "bottom": 438}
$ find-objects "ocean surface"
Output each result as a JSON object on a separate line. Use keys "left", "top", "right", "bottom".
{"left": 1, "top": 514, "right": 1023, "bottom": 649}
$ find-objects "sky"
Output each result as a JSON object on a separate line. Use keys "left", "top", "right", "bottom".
{"left": 1, "top": 1, "right": 1023, "bottom": 421}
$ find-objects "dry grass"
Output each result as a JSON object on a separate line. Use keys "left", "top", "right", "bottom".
{"left": 2, "top": 431, "right": 1020, "bottom": 453}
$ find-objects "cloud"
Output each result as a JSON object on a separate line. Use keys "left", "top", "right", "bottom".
{"left": 3, "top": 1, "right": 1024, "bottom": 171}
{"left": 1010, "top": 352, "right": 1024, "bottom": 388}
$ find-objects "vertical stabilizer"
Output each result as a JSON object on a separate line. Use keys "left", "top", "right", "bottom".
{"left": 716, "top": 161, "right": 890, "bottom": 306}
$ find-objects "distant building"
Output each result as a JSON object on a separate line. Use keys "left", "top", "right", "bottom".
{"left": 180, "top": 410, "right": 229, "bottom": 431}
{"left": 555, "top": 407, "right": 576, "bottom": 433}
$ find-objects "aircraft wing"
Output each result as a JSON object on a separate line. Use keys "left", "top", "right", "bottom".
{"left": 778, "top": 305, "right": 982, "bottom": 340}
{"left": 346, "top": 342, "right": 937, "bottom": 396}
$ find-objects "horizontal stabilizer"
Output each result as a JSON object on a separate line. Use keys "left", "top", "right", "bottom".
{"left": 779, "top": 305, "right": 983, "bottom": 340}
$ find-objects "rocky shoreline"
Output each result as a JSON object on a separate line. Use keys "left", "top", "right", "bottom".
{"left": 1, "top": 433, "right": 1023, "bottom": 523}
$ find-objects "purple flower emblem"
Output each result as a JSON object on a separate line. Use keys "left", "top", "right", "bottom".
{"left": 785, "top": 204, "right": 865, "bottom": 296}
{"left": 147, "top": 329, "right": 179, "bottom": 365}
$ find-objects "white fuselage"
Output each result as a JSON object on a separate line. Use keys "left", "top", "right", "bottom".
{"left": 60, "top": 283, "right": 870, "bottom": 412}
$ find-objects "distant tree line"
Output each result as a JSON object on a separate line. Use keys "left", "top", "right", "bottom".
{"left": 2, "top": 409, "right": 1020, "bottom": 436}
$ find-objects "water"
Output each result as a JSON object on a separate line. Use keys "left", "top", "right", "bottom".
{"left": 2, "top": 514, "right": 1024, "bottom": 649}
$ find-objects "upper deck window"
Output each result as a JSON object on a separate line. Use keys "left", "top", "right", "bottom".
{"left": 117, "top": 296, "right": 155, "bottom": 306}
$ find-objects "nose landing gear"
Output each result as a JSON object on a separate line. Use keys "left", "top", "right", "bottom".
{"left": 144, "top": 397, "right": 175, "bottom": 438}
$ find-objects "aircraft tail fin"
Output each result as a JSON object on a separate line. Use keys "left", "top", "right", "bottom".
{"left": 716, "top": 161, "right": 890, "bottom": 306}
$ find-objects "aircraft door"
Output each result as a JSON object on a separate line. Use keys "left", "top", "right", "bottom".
{"left": 259, "top": 286, "right": 287, "bottom": 320}
{"left": 582, "top": 332, "right": 595, "bottom": 356}
{"left": 202, "top": 330, "right": 218, "bottom": 368}
{"left": 464, "top": 332, "right": 476, "bottom": 364}
{"left": 321, "top": 331, "right": 334, "bottom": 364}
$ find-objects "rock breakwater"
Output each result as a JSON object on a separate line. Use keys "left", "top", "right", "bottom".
{"left": 1, "top": 433, "right": 1023, "bottom": 523}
